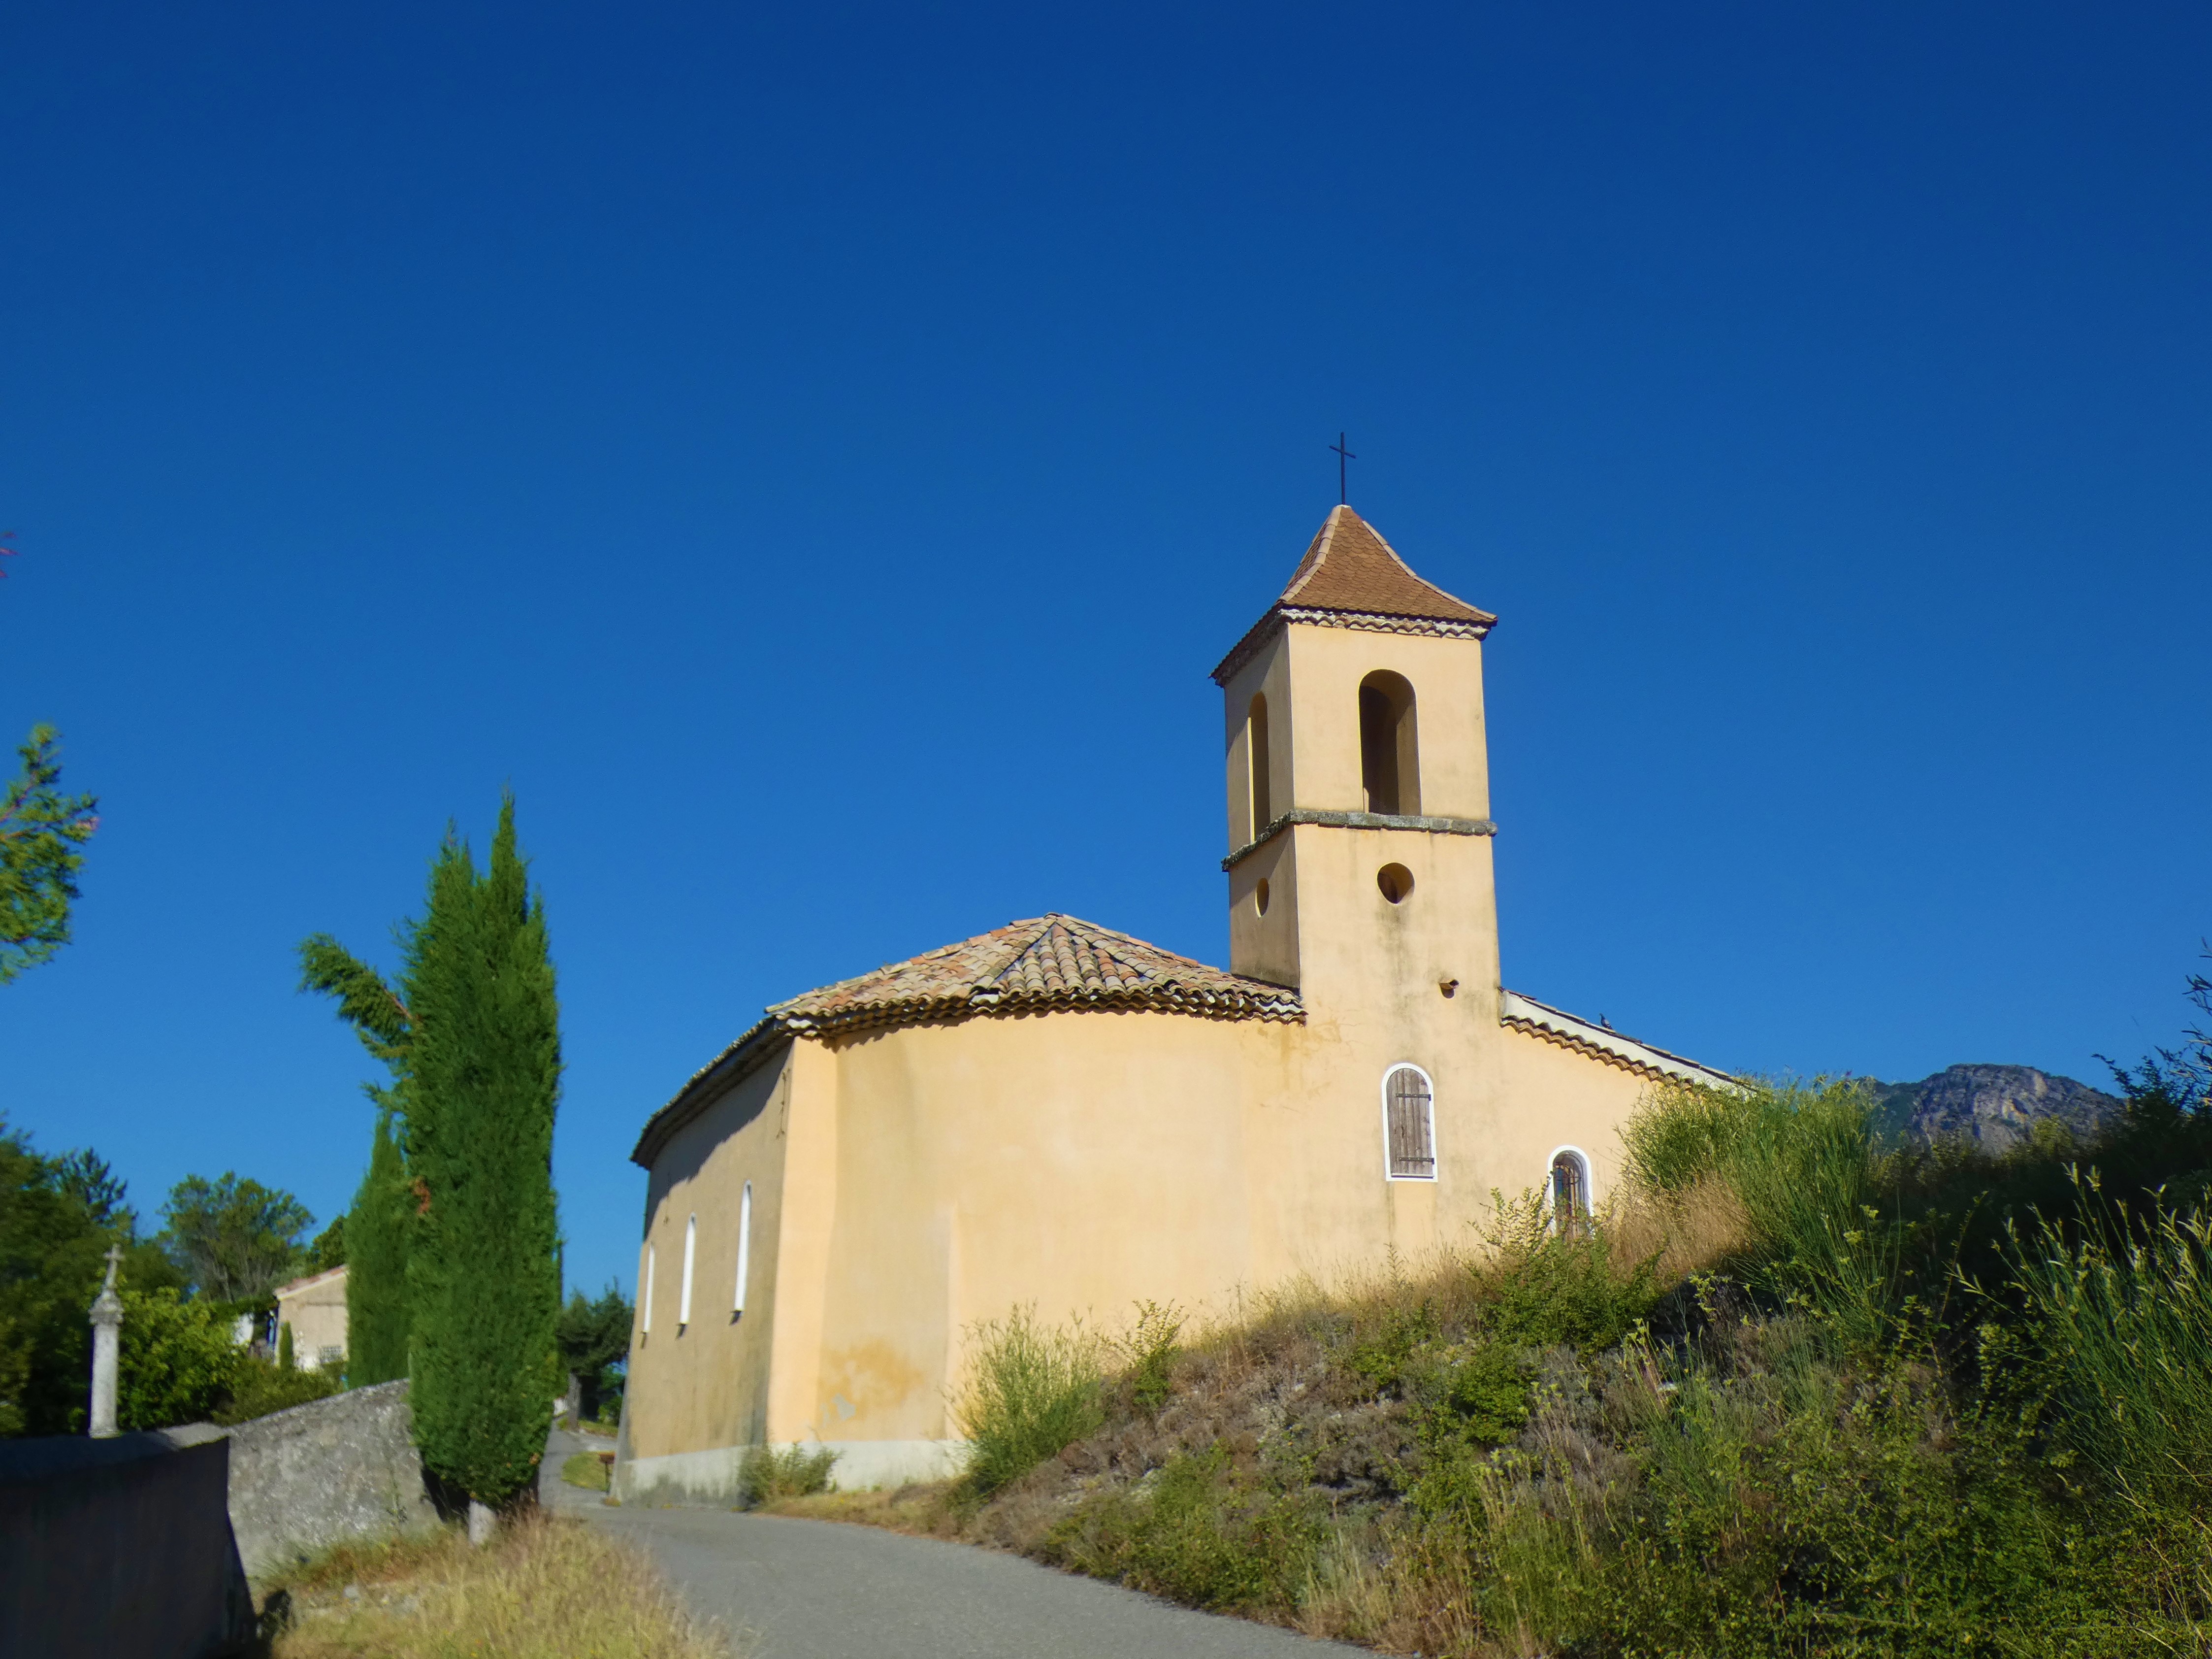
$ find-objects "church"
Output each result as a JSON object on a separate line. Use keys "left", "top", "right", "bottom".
{"left": 614, "top": 503, "right": 1730, "bottom": 1503}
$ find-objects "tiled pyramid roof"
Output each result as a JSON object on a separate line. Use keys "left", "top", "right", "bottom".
{"left": 633, "top": 915, "right": 1302, "bottom": 1165}
{"left": 772, "top": 914, "right": 1303, "bottom": 1036}
{"left": 1212, "top": 505, "right": 1496, "bottom": 684}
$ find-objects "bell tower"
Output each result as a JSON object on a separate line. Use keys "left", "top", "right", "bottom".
{"left": 1212, "top": 506, "right": 1503, "bottom": 1030}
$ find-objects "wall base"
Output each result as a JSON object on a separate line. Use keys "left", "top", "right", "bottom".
{"left": 615, "top": 1438, "right": 970, "bottom": 1506}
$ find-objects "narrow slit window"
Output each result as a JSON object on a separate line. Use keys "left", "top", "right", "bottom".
{"left": 642, "top": 1244, "right": 656, "bottom": 1334}
{"left": 734, "top": 1181, "right": 753, "bottom": 1314}
{"left": 679, "top": 1214, "right": 697, "bottom": 1327}
{"left": 1248, "top": 694, "right": 1272, "bottom": 832}
{"left": 1383, "top": 1065, "right": 1436, "bottom": 1180}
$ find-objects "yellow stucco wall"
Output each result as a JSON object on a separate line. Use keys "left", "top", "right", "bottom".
{"left": 625, "top": 1047, "right": 792, "bottom": 1463}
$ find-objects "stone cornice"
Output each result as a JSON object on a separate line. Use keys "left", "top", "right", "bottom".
{"left": 1222, "top": 809, "right": 1497, "bottom": 870}
{"left": 1209, "top": 606, "right": 1495, "bottom": 687}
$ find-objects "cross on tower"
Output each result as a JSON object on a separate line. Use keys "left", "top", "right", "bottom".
{"left": 1330, "top": 432, "right": 1356, "bottom": 504}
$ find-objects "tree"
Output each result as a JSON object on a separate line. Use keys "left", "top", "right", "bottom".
{"left": 0, "top": 1118, "right": 184, "bottom": 1435}
{"left": 117, "top": 1288, "right": 242, "bottom": 1431}
{"left": 303, "top": 1215, "right": 346, "bottom": 1274}
{"left": 0, "top": 725, "right": 98, "bottom": 985}
{"left": 404, "top": 796, "right": 564, "bottom": 1531}
{"left": 344, "top": 1109, "right": 413, "bottom": 1386}
{"left": 298, "top": 924, "right": 419, "bottom": 1385}
{"left": 158, "top": 1173, "right": 313, "bottom": 1301}
{"left": 555, "top": 1283, "right": 633, "bottom": 1424}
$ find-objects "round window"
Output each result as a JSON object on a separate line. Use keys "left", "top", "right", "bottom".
{"left": 1377, "top": 863, "right": 1414, "bottom": 904}
{"left": 1255, "top": 877, "right": 1271, "bottom": 915}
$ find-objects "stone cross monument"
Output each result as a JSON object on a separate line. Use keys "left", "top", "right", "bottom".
{"left": 88, "top": 1242, "right": 123, "bottom": 1438}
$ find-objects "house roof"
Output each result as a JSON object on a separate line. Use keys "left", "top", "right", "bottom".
{"left": 1212, "top": 505, "right": 1497, "bottom": 684}
{"left": 1499, "top": 990, "right": 1736, "bottom": 1090}
{"left": 631, "top": 915, "right": 1304, "bottom": 1166}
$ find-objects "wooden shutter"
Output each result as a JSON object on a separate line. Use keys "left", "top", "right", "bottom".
{"left": 1386, "top": 1067, "right": 1435, "bottom": 1178}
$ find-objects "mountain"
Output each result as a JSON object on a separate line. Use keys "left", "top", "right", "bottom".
{"left": 1866, "top": 1064, "right": 2123, "bottom": 1153}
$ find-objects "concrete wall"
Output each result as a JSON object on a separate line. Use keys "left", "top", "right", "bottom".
{"left": 0, "top": 1427, "right": 255, "bottom": 1659}
{"left": 224, "top": 1379, "right": 439, "bottom": 1576}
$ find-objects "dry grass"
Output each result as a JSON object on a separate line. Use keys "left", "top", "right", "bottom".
{"left": 265, "top": 1510, "right": 732, "bottom": 1659}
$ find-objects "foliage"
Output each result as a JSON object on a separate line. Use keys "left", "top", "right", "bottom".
{"left": 1105, "top": 1298, "right": 1183, "bottom": 1416}
{"left": 159, "top": 1171, "right": 315, "bottom": 1301}
{"left": 0, "top": 1118, "right": 183, "bottom": 1435}
{"left": 215, "top": 1352, "right": 341, "bottom": 1425}
{"left": 555, "top": 1282, "right": 633, "bottom": 1423}
{"left": 303, "top": 1215, "right": 346, "bottom": 1273}
{"left": 0, "top": 725, "right": 98, "bottom": 986}
{"left": 115, "top": 1287, "right": 242, "bottom": 1430}
{"left": 1478, "top": 1189, "right": 1660, "bottom": 1351}
{"left": 1999, "top": 1177, "right": 2212, "bottom": 1515}
{"left": 1046, "top": 1447, "right": 1323, "bottom": 1613}
{"left": 403, "top": 796, "right": 565, "bottom": 1510}
{"left": 951, "top": 1303, "right": 1103, "bottom": 1499}
{"left": 738, "top": 1442, "right": 839, "bottom": 1506}
{"left": 344, "top": 1109, "right": 413, "bottom": 1386}
{"left": 299, "top": 923, "right": 421, "bottom": 1387}
{"left": 264, "top": 1511, "right": 723, "bottom": 1659}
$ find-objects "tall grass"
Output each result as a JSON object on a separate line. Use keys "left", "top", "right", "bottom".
{"left": 268, "top": 1512, "right": 728, "bottom": 1659}
{"left": 950, "top": 1304, "right": 1103, "bottom": 1498}
{"left": 738, "top": 1442, "right": 838, "bottom": 1507}
{"left": 2003, "top": 1176, "right": 2212, "bottom": 1512}
{"left": 1623, "top": 1078, "right": 1911, "bottom": 1347}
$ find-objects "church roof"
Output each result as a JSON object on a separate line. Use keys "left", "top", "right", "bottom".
{"left": 1211, "top": 505, "right": 1497, "bottom": 685}
{"left": 631, "top": 915, "right": 1303, "bottom": 1166}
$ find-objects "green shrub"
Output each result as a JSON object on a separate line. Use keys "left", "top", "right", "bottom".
{"left": 952, "top": 1304, "right": 1103, "bottom": 1498}
{"left": 1046, "top": 1448, "right": 1322, "bottom": 1612}
{"left": 738, "top": 1442, "right": 839, "bottom": 1507}
{"left": 1479, "top": 1191, "right": 1659, "bottom": 1351}
{"left": 213, "top": 1353, "right": 340, "bottom": 1425}
{"left": 117, "top": 1287, "right": 242, "bottom": 1430}
{"left": 1343, "top": 1301, "right": 1439, "bottom": 1396}
{"left": 1107, "top": 1299, "right": 1183, "bottom": 1416}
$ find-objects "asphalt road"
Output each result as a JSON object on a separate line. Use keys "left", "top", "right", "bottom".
{"left": 555, "top": 1457, "right": 1366, "bottom": 1659}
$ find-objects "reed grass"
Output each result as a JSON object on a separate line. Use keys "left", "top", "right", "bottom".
{"left": 267, "top": 1511, "right": 729, "bottom": 1659}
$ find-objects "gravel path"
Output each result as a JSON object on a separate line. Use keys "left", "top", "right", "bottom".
{"left": 542, "top": 1434, "right": 1366, "bottom": 1659}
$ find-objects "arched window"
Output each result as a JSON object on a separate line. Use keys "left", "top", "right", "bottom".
{"left": 1549, "top": 1148, "right": 1592, "bottom": 1236}
{"left": 1248, "top": 694, "right": 1272, "bottom": 832}
{"left": 1358, "top": 671, "right": 1419, "bottom": 816}
{"left": 733, "top": 1181, "right": 753, "bottom": 1315}
{"left": 1382, "top": 1064, "right": 1436, "bottom": 1180}
{"left": 679, "top": 1214, "right": 697, "bottom": 1328}
{"left": 642, "top": 1243, "right": 656, "bottom": 1335}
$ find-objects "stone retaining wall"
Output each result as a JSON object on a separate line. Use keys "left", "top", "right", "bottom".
{"left": 225, "top": 1379, "right": 440, "bottom": 1576}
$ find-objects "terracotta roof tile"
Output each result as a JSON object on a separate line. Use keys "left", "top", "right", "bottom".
{"left": 1212, "top": 505, "right": 1496, "bottom": 684}
{"left": 773, "top": 914, "right": 1302, "bottom": 1035}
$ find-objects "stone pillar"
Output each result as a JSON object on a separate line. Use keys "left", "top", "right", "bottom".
{"left": 88, "top": 1243, "right": 123, "bottom": 1438}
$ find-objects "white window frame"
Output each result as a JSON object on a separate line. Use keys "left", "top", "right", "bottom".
{"left": 1379, "top": 1062, "right": 1438, "bottom": 1182}
{"left": 734, "top": 1181, "right": 753, "bottom": 1315}
{"left": 1545, "top": 1144, "right": 1594, "bottom": 1227}
{"left": 642, "top": 1243, "right": 656, "bottom": 1334}
{"left": 679, "top": 1214, "right": 697, "bottom": 1328}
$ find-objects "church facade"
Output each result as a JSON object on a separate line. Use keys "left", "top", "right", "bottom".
{"left": 615, "top": 504, "right": 1728, "bottom": 1503}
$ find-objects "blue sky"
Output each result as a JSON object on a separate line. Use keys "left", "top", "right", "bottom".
{"left": 3, "top": 2, "right": 2207, "bottom": 1296}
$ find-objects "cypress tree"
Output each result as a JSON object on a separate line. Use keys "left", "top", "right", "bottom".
{"left": 299, "top": 927, "right": 421, "bottom": 1385}
{"left": 343, "top": 1107, "right": 413, "bottom": 1386}
{"left": 405, "top": 796, "right": 562, "bottom": 1530}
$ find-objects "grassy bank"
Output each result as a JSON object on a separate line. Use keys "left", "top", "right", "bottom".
{"left": 262, "top": 1511, "right": 728, "bottom": 1659}
{"left": 774, "top": 1058, "right": 2212, "bottom": 1657}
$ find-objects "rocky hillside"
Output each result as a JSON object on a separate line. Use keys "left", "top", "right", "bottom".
{"left": 1868, "top": 1063, "right": 2122, "bottom": 1153}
